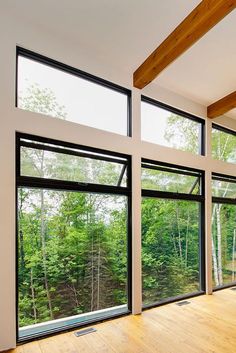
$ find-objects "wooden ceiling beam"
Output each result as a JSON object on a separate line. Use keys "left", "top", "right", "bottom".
{"left": 133, "top": 0, "right": 236, "bottom": 89}
{"left": 207, "top": 91, "right": 236, "bottom": 118}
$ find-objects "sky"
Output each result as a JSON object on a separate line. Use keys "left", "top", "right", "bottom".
{"left": 18, "top": 56, "right": 128, "bottom": 135}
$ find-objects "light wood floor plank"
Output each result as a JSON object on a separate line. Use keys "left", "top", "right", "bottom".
{"left": 5, "top": 289, "right": 236, "bottom": 353}
{"left": 148, "top": 304, "right": 235, "bottom": 353}
{"left": 22, "top": 341, "right": 41, "bottom": 353}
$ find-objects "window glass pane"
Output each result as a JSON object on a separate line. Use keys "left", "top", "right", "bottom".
{"left": 212, "top": 178, "right": 236, "bottom": 199}
{"left": 18, "top": 188, "right": 128, "bottom": 338}
{"left": 212, "top": 203, "right": 236, "bottom": 288}
{"left": 212, "top": 126, "right": 236, "bottom": 163}
{"left": 141, "top": 100, "right": 202, "bottom": 154}
{"left": 20, "top": 142, "right": 128, "bottom": 187}
{"left": 18, "top": 55, "right": 129, "bottom": 135}
{"left": 142, "top": 198, "right": 200, "bottom": 305}
{"left": 142, "top": 163, "right": 201, "bottom": 194}
{"left": 17, "top": 134, "right": 130, "bottom": 339}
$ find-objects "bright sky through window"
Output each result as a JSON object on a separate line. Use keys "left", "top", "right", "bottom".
{"left": 18, "top": 56, "right": 128, "bottom": 135}
{"left": 141, "top": 100, "right": 202, "bottom": 155}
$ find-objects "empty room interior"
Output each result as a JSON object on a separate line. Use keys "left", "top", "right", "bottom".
{"left": 1, "top": 1, "right": 236, "bottom": 352}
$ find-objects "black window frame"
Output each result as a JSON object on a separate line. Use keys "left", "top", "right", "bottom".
{"left": 141, "top": 96, "right": 205, "bottom": 156}
{"left": 212, "top": 172, "right": 236, "bottom": 291}
{"left": 212, "top": 173, "right": 236, "bottom": 204}
{"left": 16, "top": 47, "right": 132, "bottom": 137}
{"left": 16, "top": 132, "right": 132, "bottom": 342}
{"left": 141, "top": 159, "right": 206, "bottom": 309}
{"left": 212, "top": 123, "right": 236, "bottom": 138}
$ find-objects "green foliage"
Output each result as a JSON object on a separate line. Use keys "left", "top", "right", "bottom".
{"left": 19, "top": 83, "right": 67, "bottom": 120}
{"left": 142, "top": 198, "right": 200, "bottom": 304}
{"left": 18, "top": 189, "right": 128, "bottom": 326}
{"left": 212, "top": 203, "right": 236, "bottom": 286}
{"left": 212, "top": 128, "right": 236, "bottom": 163}
{"left": 165, "top": 114, "right": 200, "bottom": 154}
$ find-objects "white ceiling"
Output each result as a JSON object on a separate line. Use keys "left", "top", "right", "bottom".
{"left": 155, "top": 10, "right": 236, "bottom": 120}
{"left": 3, "top": 0, "right": 236, "bottom": 119}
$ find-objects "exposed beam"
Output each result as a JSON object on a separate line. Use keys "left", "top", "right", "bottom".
{"left": 207, "top": 91, "right": 236, "bottom": 118}
{"left": 133, "top": 0, "right": 236, "bottom": 89}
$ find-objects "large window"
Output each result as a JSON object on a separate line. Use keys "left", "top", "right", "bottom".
{"left": 212, "top": 124, "right": 236, "bottom": 164}
{"left": 212, "top": 174, "right": 236, "bottom": 289}
{"left": 141, "top": 96, "right": 204, "bottom": 155}
{"left": 142, "top": 161, "right": 205, "bottom": 307}
{"left": 16, "top": 133, "right": 131, "bottom": 340}
{"left": 16, "top": 47, "right": 131, "bottom": 136}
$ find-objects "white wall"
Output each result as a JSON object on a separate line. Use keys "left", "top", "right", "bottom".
{"left": 0, "top": 10, "right": 236, "bottom": 351}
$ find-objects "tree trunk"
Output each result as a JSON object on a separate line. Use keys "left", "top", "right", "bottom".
{"left": 232, "top": 229, "right": 236, "bottom": 282}
{"left": 19, "top": 230, "right": 25, "bottom": 270}
{"left": 212, "top": 204, "right": 219, "bottom": 286}
{"left": 219, "top": 134, "right": 230, "bottom": 160}
{"left": 18, "top": 190, "right": 25, "bottom": 270}
{"left": 39, "top": 151, "right": 54, "bottom": 320}
{"left": 70, "top": 283, "right": 79, "bottom": 308}
{"left": 30, "top": 267, "right": 37, "bottom": 323}
{"left": 89, "top": 195, "right": 95, "bottom": 312}
{"left": 185, "top": 210, "right": 190, "bottom": 268}
{"left": 212, "top": 235, "right": 219, "bottom": 286}
{"left": 90, "top": 232, "right": 94, "bottom": 312}
{"left": 216, "top": 204, "right": 223, "bottom": 285}
{"left": 176, "top": 206, "right": 183, "bottom": 261}
{"left": 170, "top": 232, "right": 177, "bottom": 255}
{"left": 97, "top": 231, "right": 101, "bottom": 310}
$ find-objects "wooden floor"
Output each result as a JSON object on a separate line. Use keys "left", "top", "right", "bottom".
{"left": 6, "top": 288, "right": 236, "bottom": 353}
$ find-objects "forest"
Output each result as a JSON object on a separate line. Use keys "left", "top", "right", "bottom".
{"left": 18, "top": 83, "right": 236, "bottom": 330}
